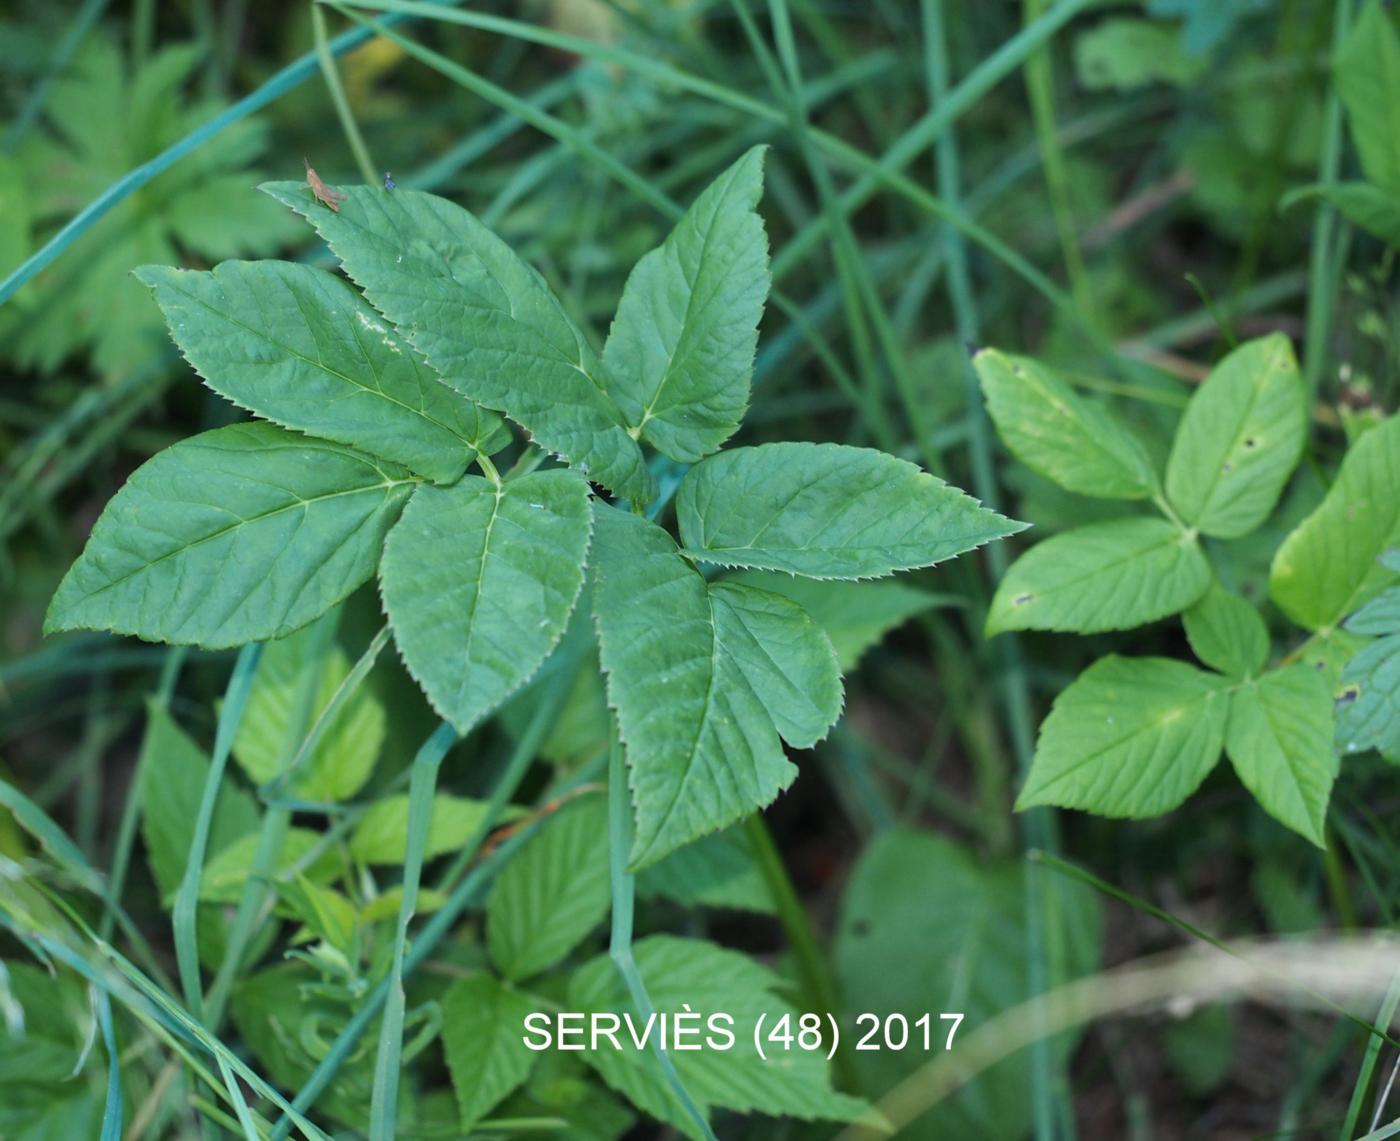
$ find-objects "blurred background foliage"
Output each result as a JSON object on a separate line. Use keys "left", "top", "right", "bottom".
{"left": 1, "top": 0, "right": 1398, "bottom": 1138}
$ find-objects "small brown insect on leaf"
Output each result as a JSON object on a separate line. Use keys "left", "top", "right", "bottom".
{"left": 303, "top": 159, "right": 347, "bottom": 213}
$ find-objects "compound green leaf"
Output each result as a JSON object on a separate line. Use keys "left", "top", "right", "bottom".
{"left": 677, "top": 442, "right": 1022, "bottom": 579}
{"left": 442, "top": 975, "right": 541, "bottom": 1132}
{"left": 1165, "top": 334, "right": 1306, "bottom": 538}
{"left": 138, "top": 703, "right": 258, "bottom": 902}
{"left": 1183, "top": 583, "right": 1270, "bottom": 678}
{"left": 260, "top": 181, "right": 653, "bottom": 502}
{"left": 199, "top": 827, "right": 341, "bottom": 903}
{"left": 974, "top": 348, "right": 1156, "bottom": 499}
{"left": 602, "top": 147, "right": 768, "bottom": 462}
{"left": 1338, "top": 580, "right": 1400, "bottom": 757}
{"left": 569, "top": 935, "right": 872, "bottom": 1137}
{"left": 988, "top": 516, "right": 1209, "bottom": 635}
{"left": 232, "top": 624, "right": 385, "bottom": 802}
{"left": 1018, "top": 655, "right": 1229, "bottom": 816}
{"left": 1225, "top": 664, "right": 1336, "bottom": 846}
{"left": 380, "top": 469, "right": 592, "bottom": 733}
{"left": 45, "top": 422, "right": 415, "bottom": 647}
{"left": 1270, "top": 416, "right": 1400, "bottom": 629}
{"left": 1336, "top": 1, "right": 1400, "bottom": 192}
{"left": 724, "top": 571, "right": 946, "bottom": 670}
{"left": 349, "top": 793, "right": 501, "bottom": 865}
{"left": 592, "top": 505, "right": 841, "bottom": 868}
{"left": 134, "top": 260, "right": 508, "bottom": 483}
{"left": 487, "top": 794, "right": 610, "bottom": 981}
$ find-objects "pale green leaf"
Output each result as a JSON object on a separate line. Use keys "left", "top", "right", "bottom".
{"left": 1183, "top": 583, "right": 1270, "bottom": 678}
{"left": 1336, "top": 1, "right": 1400, "bottom": 192}
{"left": 359, "top": 886, "right": 447, "bottom": 925}
{"left": 138, "top": 703, "right": 258, "bottom": 902}
{"left": 232, "top": 625, "right": 385, "bottom": 802}
{"left": 442, "top": 975, "right": 541, "bottom": 1131}
{"left": 260, "top": 181, "right": 653, "bottom": 502}
{"left": 974, "top": 348, "right": 1156, "bottom": 499}
{"left": 602, "top": 147, "right": 768, "bottom": 462}
{"left": 487, "top": 794, "right": 610, "bottom": 981}
{"left": 349, "top": 793, "right": 503, "bottom": 865}
{"left": 1286, "top": 182, "right": 1400, "bottom": 245}
{"left": 835, "top": 830, "right": 1100, "bottom": 1139}
{"left": 1073, "top": 18, "right": 1204, "bottom": 90}
{"left": 724, "top": 570, "right": 947, "bottom": 670}
{"left": 1270, "top": 416, "right": 1400, "bottom": 629}
{"left": 592, "top": 505, "right": 842, "bottom": 867}
{"left": 1225, "top": 664, "right": 1337, "bottom": 846}
{"left": 677, "top": 442, "right": 1022, "bottom": 579}
{"left": 1165, "top": 334, "right": 1306, "bottom": 538}
{"left": 135, "top": 260, "right": 508, "bottom": 483}
{"left": 987, "top": 516, "right": 1209, "bottom": 635}
{"left": 1017, "top": 656, "right": 1229, "bottom": 816}
{"left": 637, "top": 827, "right": 773, "bottom": 913}
{"left": 199, "top": 828, "right": 340, "bottom": 903}
{"left": 276, "top": 876, "right": 357, "bottom": 956}
{"left": 45, "top": 423, "right": 415, "bottom": 647}
{"left": 569, "top": 935, "right": 872, "bottom": 1137}
{"left": 380, "top": 470, "right": 592, "bottom": 733}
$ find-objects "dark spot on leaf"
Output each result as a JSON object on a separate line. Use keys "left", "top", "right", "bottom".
{"left": 1221, "top": 462, "right": 1232, "bottom": 473}
{"left": 1243, "top": 436, "right": 1258, "bottom": 448}
{"left": 1013, "top": 592, "right": 1034, "bottom": 606}
{"left": 1335, "top": 685, "right": 1360, "bottom": 707}
{"left": 851, "top": 919, "right": 872, "bottom": 937}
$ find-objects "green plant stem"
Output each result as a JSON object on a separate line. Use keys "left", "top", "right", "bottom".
{"left": 1023, "top": 0, "right": 1091, "bottom": 317}
{"left": 171, "top": 642, "right": 263, "bottom": 1022}
{"left": 607, "top": 722, "right": 716, "bottom": 1141}
{"left": 312, "top": 3, "right": 379, "bottom": 184}
{"left": 369, "top": 719, "right": 457, "bottom": 1141}
{"left": 204, "top": 611, "right": 339, "bottom": 1028}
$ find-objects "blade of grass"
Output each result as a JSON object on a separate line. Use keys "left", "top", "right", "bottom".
{"left": 95, "top": 988, "right": 123, "bottom": 1141}
{"left": 171, "top": 641, "right": 263, "bottom": 1021}
{"left": 312, "top": 3, "right": 378, "bottom": 184}
{"left": 368, "top": 719, "right": 457, "bottom": 1141}
{"left": 1, "top": 0, "right": 112, "bottom": 152}
{"left": 1343, "top": 969, "right": 1400, "bottom": 1140}
{"left": 607, "top": 719, "right": 716, "bottom": 1140}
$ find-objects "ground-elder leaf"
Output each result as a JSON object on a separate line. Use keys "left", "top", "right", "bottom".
{"left": 1165, "top": 334, "right": 1306, "bottom": 538}
{"left": 988, "top": 516, "right": 1209, "bottom": 635}
{"left": 349, "top": 793, "right": 503, "bottom": 865}
{"left": 45, "top": 422, "right": 415, "bottom": 647}
{"left": 379, "top": 470, "right": 592, "bottom": 733}
{"left": 135, "top": 260, "right": 507, "bottom": 483}
{"left": 199, "top": 828, "right": 340, "bottom": 903}
{"left": 487, "top": 794, "right": 610, "bottom": 981}
{"left": 602, "top": 146, "right": 768, "bottom": 462}
{"left": 1270, "top": 416, "right": 1400, "bottom": 629}
{"left": 1183, "top": 583, "right": 1270, "bottom": 678}
{"left": 677, "top": 442, "right": 1021, "bottom": 579}
{"left": 974, "top": 348, "right": 1155, "bottom": 499}
{"left": 1225, "top": 664, "right": 1336, "bottom": 846}
{"left": 592, "top": 505, "right": 841, "bottom": 868}
{"left": 442, "top": 975, "right": 541, "bottom": 1131}
{"left": 260, "top": 181, "right": 653, "bottom": 501}
{"left": 1018, "top": 655, "right": 1229, "bottom": 816}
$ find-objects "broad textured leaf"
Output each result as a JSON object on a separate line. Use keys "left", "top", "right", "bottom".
{"left": 380, "top": 470, "right": 591, "bottom": 733}
{"left": 276, "top": 877, "right": 357, "bottom": 957}
{"left": 442, "top": 975, "right": 541, "bottom": 1131}
{"left": 1295, "top": 182, "right": 1400, "bottom": 245}
{"left": 135, "top": 260, "right": 508, "bottom": 483}
{"left": 199, "top": 827, "right": 340, "bottom": 902}
{"left": 488, "top": 794, "right": 610, "bottom": 981}
{"left": 138, "top": 703, "right": 258, "bottom": 901}
{"left": 570, "top": 935, "right": 872, "bottom": 1138}
{"left": 637, "top": 827, "right": 772, "bottom": 913}
{"left": 677, "top": 442, "right": 1022, "bottom": 579}
{"left": 1183, "top": 583, "right": 1270, "bottom": 678}
{"left": 1270, "top": 416, "right": 1400, "bottom": 629}
{"left": 1073, "top": 18, "right": 1203, "bottom": 90}
{"left": 974, "top": 348, "right": 1155, "bottom": 499}
{"left": 835, "top": 831, "right": 1099, "bottom": 1139}
{"left": 987, "top": 517, "right": 1209, "bottom": 635}
{"left": 232, "top": 624, "right": 385, "bottom": 802}
{"left": 1336, "top": 1, "right": 1400, "bottom": 192}
{"left": 1018, "top": 656, "right": 1229, "bottom": 816}
{"left": 593, "top": 505, "right": 841, "bottom": 867}
{"left": 726, "top": 570, "right": 946, "bottom": 670}
{"left": 602, "top": 147, "right": 768, "bottom": 462}
{"left": 1338, "top": 582, "right": 1400, "bottom": 756}
{"left": 1165, "top": 334, "right": 1306, "bottom": 538}
{"left": 349, "top": 793, "right": 504, "bottom": 864}
{"left": 46, "top": 422, "right": 415, "bottom": 647}
{"left": 1225, "top": 665, "right": 1336, "bottom": 846}
{"left": 260, "top": 181, "right": 653, "bottom": 501}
